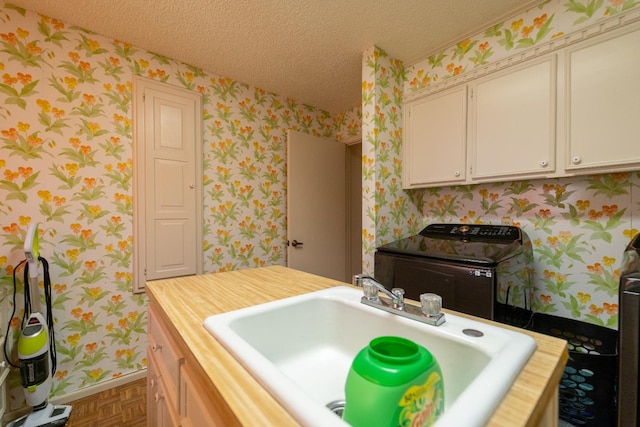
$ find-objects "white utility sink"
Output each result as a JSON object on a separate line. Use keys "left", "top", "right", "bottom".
{"left": 203, "top": 286, "right": 536, "bottom": 427}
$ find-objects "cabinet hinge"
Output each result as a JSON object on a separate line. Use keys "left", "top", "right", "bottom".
{"left": 470, "top": 88, "right": 474, "bottom": 99}
{"left": 144, "top": 267, "right": 147, "bottom": 276}
{"left": 142, "top": 93, "right": 145, "bottom": 102}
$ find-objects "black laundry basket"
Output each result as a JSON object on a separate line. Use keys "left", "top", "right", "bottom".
{"left": 530, "top": 313, "right": 618, "bottom": 427}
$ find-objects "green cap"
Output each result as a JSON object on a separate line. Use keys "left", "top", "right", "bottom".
{"left": 351, "top": 336, "right": 435, "bottom": 386}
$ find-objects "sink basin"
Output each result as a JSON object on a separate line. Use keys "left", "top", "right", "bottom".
{"left": 203, "top": 286, "right": 536, "bottom": 427}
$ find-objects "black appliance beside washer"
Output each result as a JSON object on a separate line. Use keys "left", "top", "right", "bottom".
{"left": 618, "top": 232, "right": 640, "bottom": 426}
{"left": 374, "top": 223, "right": 534, "bottom": 327}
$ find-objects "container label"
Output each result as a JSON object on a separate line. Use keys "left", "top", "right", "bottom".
{"left": 397, "top": 371, "right": 444, "bottom": 427}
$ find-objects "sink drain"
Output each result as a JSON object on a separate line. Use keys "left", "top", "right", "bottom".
{"left": 326, "top": 399, "right": 345, "bottom": 418}
{"left": 463, "top": 328, "right": 484, "bottom": 337}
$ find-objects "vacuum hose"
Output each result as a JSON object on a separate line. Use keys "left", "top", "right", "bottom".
{"left": 3, "top": 256, "right": 57, "bottom": 376}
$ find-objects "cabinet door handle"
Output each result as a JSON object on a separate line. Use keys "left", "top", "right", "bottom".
{"left": 540, "top": 160, "right": 548, "bottom": 167}
{"left": 152, "top": 343, "right": 162, "bottom": 352}
{"left": 454, "top": 171, "right": 460, "bottom": 177}
{"left": 155, "top": 392, "right": 164, "bottom": 402}
{"left": 572, "top": 156, "right": 581, "bottom": 164}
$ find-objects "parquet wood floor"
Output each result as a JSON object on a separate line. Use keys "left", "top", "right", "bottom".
{"left": 65, "top": 378, "right": 146, "bottom": 427}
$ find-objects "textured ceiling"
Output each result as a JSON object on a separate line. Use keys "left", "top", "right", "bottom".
{"left": 7, "top": 0, "right": 537, "bottom": 113}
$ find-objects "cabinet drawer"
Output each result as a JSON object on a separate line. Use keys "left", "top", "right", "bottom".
{"left": 148, "top": 306, "right": 184, "bottom": 414}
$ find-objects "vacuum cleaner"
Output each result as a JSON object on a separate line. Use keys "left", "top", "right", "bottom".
{"left": 5, "top": 223, "right": 71, "bottom": 427}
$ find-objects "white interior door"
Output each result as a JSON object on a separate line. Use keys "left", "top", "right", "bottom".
{"left": 287, "top": 130, "right": 346, "bottom": 282}
{"left": 134, "top": 77, "right": 203, "bottom": 291}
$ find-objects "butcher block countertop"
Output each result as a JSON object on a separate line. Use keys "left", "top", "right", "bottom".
{"left": 146, "top": 265, "right": 568, "bottom": 426}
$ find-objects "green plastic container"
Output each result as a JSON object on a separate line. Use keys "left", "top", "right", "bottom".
{"left": 342, "top": 336, "right": 445, "bottom": 427}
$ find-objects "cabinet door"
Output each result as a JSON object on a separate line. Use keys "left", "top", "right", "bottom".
{"left": 470, "top": 56, "right": 556, "bottom": 180}
{"left": 403, "top": 86, "right": 467, "bottom": 187}
{"left": 148, "top": 306, "right": 184, "bottom": 415}
{"left": 566, "top": 26, "right": 640, "bottom": 172}
{"left": 147, "top": 352, "right": 180, "bottom": 427}
{"left": 147, "top": 357, "right": 160, "bottom": 427}
{"left": 180, "top": 364, "right": 226, "bottom": 426}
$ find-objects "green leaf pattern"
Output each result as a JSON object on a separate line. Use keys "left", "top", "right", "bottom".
{"left": 0, "top": 5, "right": 361, "bottom": 405}
{"left": 1, "top": 0, "right": 639, "bottom": 408}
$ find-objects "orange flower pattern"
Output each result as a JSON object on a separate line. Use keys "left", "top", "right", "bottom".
{"left": 1, "top": 0, "right": 639, "bottom": 409}
{"left": 0, "top": 3, "right": 360, "bottom": 408}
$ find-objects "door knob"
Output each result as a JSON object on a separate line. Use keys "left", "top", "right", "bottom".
{"left": 291, "top": 240, "right": 303, "bottom": 247}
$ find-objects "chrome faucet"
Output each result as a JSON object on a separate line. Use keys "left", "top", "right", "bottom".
{"left": 352, "top": 274, "right": 405, "bottom": 310}
{"left": 352, "top": 274, "right": 446, "bottom": 326}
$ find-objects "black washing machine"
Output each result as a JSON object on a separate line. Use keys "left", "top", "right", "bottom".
{"left": 374, "top": 223, "right": 534, "bottom": 326}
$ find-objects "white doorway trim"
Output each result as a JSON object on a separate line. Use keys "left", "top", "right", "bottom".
{"left": 132, "top": 76, "right": 204, "bottom": 293}
{"left": 345, "top": 139, "right": 362, "bottom": 279}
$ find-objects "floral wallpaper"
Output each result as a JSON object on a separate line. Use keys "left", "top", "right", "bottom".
{"left": 418, "top": 175, "right": 639, "bottom": 328}
{"left": 405, "top": 0, "right": 640, "bottom": 92}
{"left": 361, "top": 46, "right": 423, "bottom": 275}
{"left": 362, "top": 0, "right": 639, "bottom": 331}
{"left": 1, "top": 0, "right": 639, "bottom": 408}
{"left": 0, "top": 2, "right": 360, "bottom": 407}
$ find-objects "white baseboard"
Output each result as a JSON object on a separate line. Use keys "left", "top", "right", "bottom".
{"left": 4, "top": 370, "right": 147, "bottom": 424}
{"left": 51, "top": 370, "right": 147, "bottom": 405}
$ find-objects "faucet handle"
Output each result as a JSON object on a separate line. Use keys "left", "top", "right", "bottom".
{"left": 362, "top": 282, "right": 380, "bottom": 302}
{"left": 420, "top": 293, "right": 442, "bottom": 318}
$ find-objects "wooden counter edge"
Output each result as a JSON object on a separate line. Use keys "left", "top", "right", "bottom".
{"left": 485, "top": 321, "right": 569, "bottom": 426}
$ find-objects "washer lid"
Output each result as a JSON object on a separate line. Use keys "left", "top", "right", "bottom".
{"left": 377, "top": 223, "right": 526, "bottom": 265}
{"left": 419, "top": 223, "right": 523, "bottom": 242}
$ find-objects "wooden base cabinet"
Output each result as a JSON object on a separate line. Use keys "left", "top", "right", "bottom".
{"left": 180, "top": 364, "right": 229, "bottom": 426}
{"left": 147, "top": 305, "right": 183, "bottom": 426}
{"left": 147, "top": 351, "right": 180, "bottom": 427}
{"left": 147, "top": 304, "right": 236, "bottom": 426}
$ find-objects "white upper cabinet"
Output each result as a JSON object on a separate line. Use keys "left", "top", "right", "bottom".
{"left": 403, "top": 19, "right": 640, "bottom": 189}
{"left": 565, "top": 25, "right": 640, "bottom": 173}
{"left": 404, "top": 86, "right": 467, "bottom": 187}
{"left": 470, "top": 57, "right": 556, "bottom": 180}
